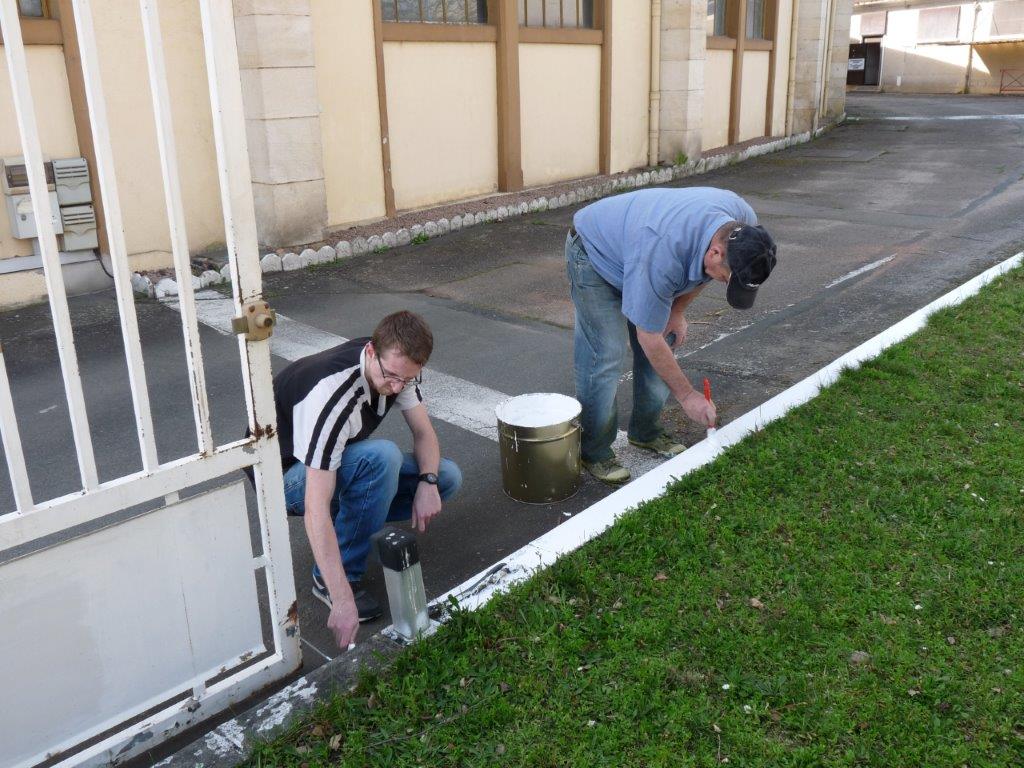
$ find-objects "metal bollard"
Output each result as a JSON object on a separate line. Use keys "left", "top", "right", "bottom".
{"left": 373, "top": 526, "right": 430, "bottom": 642}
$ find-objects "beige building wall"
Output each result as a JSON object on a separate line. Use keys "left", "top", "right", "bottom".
{"left": 384, "top": 41, "right": 498, "bottom": 211}
{"left": 609, "top": 0, "right": 651, "bottom": 173}
{"left": 92, "top": 0, "right": 223, "bottom": 266}
{"left": 0, "top": 46, "right": 80, "bottom": 260}
{"left": 739, "top": 50, "right": 771, "bottom": 142}
{"left": 702, "top": 49, "right": 733, "bottom": 150}
{"left": 311, "top": 0, "right": 385, "bottom": 228}
{"left": 520, "top": 43, "right": 601, "bottom": 186}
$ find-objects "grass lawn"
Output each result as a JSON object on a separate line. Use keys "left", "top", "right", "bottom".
{"left": 248, "top": 268, "right": 1024, "bottom": 767}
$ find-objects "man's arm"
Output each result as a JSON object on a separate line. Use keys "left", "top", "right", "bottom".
{"left": 402, "top": 403, "right": 442, "bottom": 533}
{"left": 304, "top": 467, "right": 359, "bottom": 649}
{"left": 664, "top": 284, "right": 707, "bottom": 348}
{"left": 635, "top": 329, "right": 716, "bottom": 427}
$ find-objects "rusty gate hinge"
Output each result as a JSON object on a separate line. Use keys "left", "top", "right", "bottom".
{"left": 231, "top": 299, "right": 276, "bottom": 341}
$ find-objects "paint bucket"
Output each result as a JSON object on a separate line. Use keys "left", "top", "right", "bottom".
{"left": 496, "top": 393, "right": 581, "bottom": 504}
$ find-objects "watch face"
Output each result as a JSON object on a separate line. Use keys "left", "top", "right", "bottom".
{"left": 420, "top": 473, "right": 439, "bottom": 485}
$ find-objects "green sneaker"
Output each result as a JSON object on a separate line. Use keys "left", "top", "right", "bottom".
{"left": 628, "top": 433, "right": 686, "bottom": 458}
{"left": 582, "top": 458, "right": 631, "bottom": 485}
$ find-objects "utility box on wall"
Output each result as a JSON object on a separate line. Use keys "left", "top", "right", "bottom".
{"left": 2, "top": 155, "right": 96, "bottom": 251}
{"left": 6, "top": 192, "right": 63, "bottom": 239}
{"left": 59, "top": 205, "right": 99, "bottom": 251}
{"left": 52, "top": 158, "right": 92, "bottom": 206}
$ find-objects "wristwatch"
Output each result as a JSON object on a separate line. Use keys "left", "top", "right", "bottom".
{"left": 417, "top": 472, "right": 439, "bottom": 486}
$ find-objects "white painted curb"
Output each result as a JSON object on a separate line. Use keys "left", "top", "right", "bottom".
{"left": 419, "top": 250, "right": 1024, "bottom": 621}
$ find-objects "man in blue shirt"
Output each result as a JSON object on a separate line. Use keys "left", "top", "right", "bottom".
{"left": 567, "top": 186, "right": 777, "bottom": 484}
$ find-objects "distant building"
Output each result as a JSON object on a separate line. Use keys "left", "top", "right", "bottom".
{"left": 849, "top": 0, "right": 1024, "bottom": 93}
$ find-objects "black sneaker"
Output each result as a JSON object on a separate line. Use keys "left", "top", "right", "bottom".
{"left": 311, "top": 570, "right": 383, "bottom": 622}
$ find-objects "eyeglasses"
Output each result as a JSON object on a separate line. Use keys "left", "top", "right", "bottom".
{"left": 376, "top": 354, "right": 423, "bottom": 387}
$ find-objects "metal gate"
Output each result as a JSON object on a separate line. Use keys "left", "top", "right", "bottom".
{"left": 0, "top": 2, "right": 300, "bottom": 766}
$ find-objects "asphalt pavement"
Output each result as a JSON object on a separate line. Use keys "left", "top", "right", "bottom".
{"left": 3, "top": 93, "right": 1024, "bottom": 678}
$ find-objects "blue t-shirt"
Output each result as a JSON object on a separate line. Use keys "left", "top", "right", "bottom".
{"left": 573, "top": 187, "right": 757, "bottom": 332}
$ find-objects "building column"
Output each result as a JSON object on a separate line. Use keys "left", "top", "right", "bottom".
{"left": 790, "top": 0, "right": 850, "bottom": 134}
{"left": 823, "top": 0, "right": 853, "bottom": 121}
{"left": 657, "top": 0, "right": 705, "bottom": 165}
{"left": 234, "top": 0, "right": 327, "bottom": 248}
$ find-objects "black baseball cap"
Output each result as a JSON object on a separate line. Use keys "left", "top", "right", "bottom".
{"left": 725, "top": 224, "right": 777, "bottom": 310}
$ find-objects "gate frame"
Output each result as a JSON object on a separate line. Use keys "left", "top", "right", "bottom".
{"left": 0, "top": 1, "right": 301, "bottom": 765}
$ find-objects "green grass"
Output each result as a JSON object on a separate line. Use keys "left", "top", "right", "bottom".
{"left": 248, "top": 268, "right": 1024, "bottom": 767}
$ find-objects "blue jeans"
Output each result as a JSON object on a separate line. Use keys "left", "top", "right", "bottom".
{"left": 566, "top": 231, "right": 670, "bottom": 464}
{"left": 283, "top": 439, "right": 462, "bottom": 584}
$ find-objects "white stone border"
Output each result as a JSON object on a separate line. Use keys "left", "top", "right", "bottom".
{"left": 421, "top": 248, "right": 1024, "bottom": 621}
{"left": 130, "top": 123, "right": 838, "bottom": 297}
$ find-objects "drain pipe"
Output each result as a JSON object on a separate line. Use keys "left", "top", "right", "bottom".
{"left": 648, "top": 0, "right": 662, "bottom": 167}
{"left": 784, "top": 0, "right": 800, "bottom": 136}
{"left": 964, "top": 1, "right": 981, "bottom": 94}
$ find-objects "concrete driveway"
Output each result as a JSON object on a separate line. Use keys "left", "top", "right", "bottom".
{"left": 3, "top": 92, "right": 1023, "bottom": 674}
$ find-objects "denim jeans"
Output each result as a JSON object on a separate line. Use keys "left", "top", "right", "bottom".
{"left": 282, "top": 439, "right": 462, "bottom": 584}
{"left": 565, "top": 231, "right": 670, "bottom": 463}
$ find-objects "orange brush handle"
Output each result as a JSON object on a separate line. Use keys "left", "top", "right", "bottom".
{"left": 703, "top": 377, "right": 711, "bottom": 403}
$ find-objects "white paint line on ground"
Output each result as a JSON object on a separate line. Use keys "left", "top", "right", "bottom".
{"left": 427, "top": 251, "right": 1024, "bottom": 618}
{"left": 825, "top": 255, "right": 895, "bottom": 289}
{"left": 848, "top": 114, "right": 1024, "bottom": 122}
{"left": 171, "top": 292, "right": 662, "bottom": 478}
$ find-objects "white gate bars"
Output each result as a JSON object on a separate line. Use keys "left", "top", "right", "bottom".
{"left": 0, "top": 1, "right": 301, "bottom": 765}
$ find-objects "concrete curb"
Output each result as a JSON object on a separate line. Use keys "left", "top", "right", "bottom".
{"left": 133, "top": 123, "right": 838, "bottom": 299}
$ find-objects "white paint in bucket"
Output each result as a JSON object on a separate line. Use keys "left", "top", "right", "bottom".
{"left": 495, "top": 393, "right": 581, "bottom": 428}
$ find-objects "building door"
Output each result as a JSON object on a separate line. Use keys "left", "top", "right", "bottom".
{"left": 848, "top": 43, "right": 867, "bottom": 85}
{"left": 863, "top": 42, "right": 882, "bottom": 86}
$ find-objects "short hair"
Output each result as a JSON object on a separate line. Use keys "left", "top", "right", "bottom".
{"left": 371, "top": 311, "right": 434, "bottom": 365}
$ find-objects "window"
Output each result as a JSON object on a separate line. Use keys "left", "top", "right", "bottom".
{"left": 518, "top": 0, "right": 594, "bottom": 28}
{"left": 916, "top": 6, "right": 960, "bottom": 43}
{"left": 380, "top": 0, "right": 488, "bottom": 24}
{"left": 18, "top": 0, "right": 47, "bottom": 17}
{"left": 859, "top": 11, "right": 887, "bottom": 38}
{"left": 746, "top": 0, "right": 765, "bottom": 39}
{"left": 707, "top": 0, "right": 727, "bottom": 37}
{"left": 990, "top": 0, "right": 1024, "bottom": 38}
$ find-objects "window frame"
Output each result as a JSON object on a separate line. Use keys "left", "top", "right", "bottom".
{"left": 915, "top": 5, "right": 961, "bottom": 44}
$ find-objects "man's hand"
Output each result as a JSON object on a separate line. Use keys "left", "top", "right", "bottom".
{"left": 681, "top": 390, "right": 716, "bottom": 428}
{"left": 411, "top": 481, "right": 442, "bottom": 533}
{"left": 327, "top": 588, "right": 360, "bottom": 650}
{"left": 664, "top": 313, "right": 688, "bottom": 349}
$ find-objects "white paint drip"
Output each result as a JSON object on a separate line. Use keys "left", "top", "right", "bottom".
{"left": 203, "top": 720, "right": 246, "bottom": 756}
{"left": 825, "top": 255, "right": 895, "bottom": 288}
{"left": 253, "top": 681, "right": 318, "bottom": 734}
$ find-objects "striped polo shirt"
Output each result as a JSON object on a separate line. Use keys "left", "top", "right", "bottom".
{"left": 274, "top": 337, "right": 423, "bottom": 472}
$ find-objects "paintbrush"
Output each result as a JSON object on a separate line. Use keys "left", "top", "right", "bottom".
{"left": 703, "top": 377, "right": 716, "bottom": 439}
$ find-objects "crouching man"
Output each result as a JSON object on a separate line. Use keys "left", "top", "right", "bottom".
{"left": 274, "top": 310, "right": 462, "bottom": 649}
